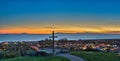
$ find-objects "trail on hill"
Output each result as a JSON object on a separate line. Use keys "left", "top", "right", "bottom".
{"left": 57, "top": 54, "right": 85, "bottom": 61}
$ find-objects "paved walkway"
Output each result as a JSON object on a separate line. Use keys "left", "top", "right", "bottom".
{"left": 57, "top": 54, "right": 85, "bottom": 61}
{"left": 39, "top": 48, "right": 85, "bottom": 61}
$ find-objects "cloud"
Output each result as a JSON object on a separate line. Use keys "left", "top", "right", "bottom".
{"left": 43, "top": 26, "right": 60, "bottom": 29}
{"left": 75, "top": 25, "right": 103, "bottom": 30}
{"left": 107, "top": 31, "right": 120, "bottom": 34}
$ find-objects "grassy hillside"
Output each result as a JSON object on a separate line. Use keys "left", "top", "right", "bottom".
{"left": 71, "top": 51, "right": 120, "bottom": 61}
{"left": 0, "top": 56, "right": 70, "bottom": 61}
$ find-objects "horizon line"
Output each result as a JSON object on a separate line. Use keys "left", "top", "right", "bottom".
{"left": 0, "top": 32, "right": 120, "bottom": 34}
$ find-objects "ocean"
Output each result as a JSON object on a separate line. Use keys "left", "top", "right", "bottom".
{"left": 0, "top": 33, "right": 120, "bottom": 42}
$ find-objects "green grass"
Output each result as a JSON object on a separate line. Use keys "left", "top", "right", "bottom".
{"left": 71, "top": 51, "right": 120, "bottom": 61}
{"left": 0, "top": 56, "right": 70, "bottom": 61}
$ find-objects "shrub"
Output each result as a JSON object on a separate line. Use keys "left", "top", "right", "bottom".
{"left": 84, "top": 48, "right": 100, "bottom": 52}
{"left": 1, "top": 51, "right": 17, "bottom": 59}
{"left": 37, "top": 51, "right": 47, "bottom": 56}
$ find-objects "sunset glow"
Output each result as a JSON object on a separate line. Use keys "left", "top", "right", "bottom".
{"left": 0, "top": 1, "right": 120, "bottom": 34}
{"left": 1, "top": 27, "right": 120, "bottom": 34}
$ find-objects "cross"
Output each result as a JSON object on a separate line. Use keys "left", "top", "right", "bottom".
{"left": 49, "top": 31, "right": 57, "bottom": 55}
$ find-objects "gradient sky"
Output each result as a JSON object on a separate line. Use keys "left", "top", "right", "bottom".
{"left": 0, "top": 0, "right": 120, "bottom": 34}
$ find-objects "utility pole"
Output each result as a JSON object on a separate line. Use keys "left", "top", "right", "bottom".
{"left": 49, "top": 31, "right": 57, "bottom": 55}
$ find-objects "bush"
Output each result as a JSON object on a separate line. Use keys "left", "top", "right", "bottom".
{"left": 84, "top": 48, "right": 100, "bottom": 52}
{"left": 37, "top": 51, "right": 47, "bottom": 56}
{"left": 1, "top": 51, "right": 17, "bottom": 59}
{"left": 26, "top": 50, "right": 37, "bottom": 56}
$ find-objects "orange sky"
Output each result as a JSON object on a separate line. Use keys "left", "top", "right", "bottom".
{"left": 1, "top": 26, "right": 120, "bottom": 34}
{"left": 1, "top": 1, "right": 120, "bottom": 34}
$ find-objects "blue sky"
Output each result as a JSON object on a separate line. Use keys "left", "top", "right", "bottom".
{"left": 0, "top": 0, "right": 120, "bottom": 34}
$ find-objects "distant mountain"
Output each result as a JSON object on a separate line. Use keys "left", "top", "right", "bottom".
{"left": 55, "top": 32, "right": 106, "bottom": 34}
{"left": 0, "top": 32, "right": 120, "bottom": 35}
{"left": 20, "top": 33, "right": 29, "bottom": 34}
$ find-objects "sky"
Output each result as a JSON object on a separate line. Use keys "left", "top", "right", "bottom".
{"left": 0, "top": 0, "right": 120, "bottom": 34}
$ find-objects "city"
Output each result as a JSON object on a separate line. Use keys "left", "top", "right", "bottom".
{"left": 0, "top": 35, "right": 120, "bottom": 61}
